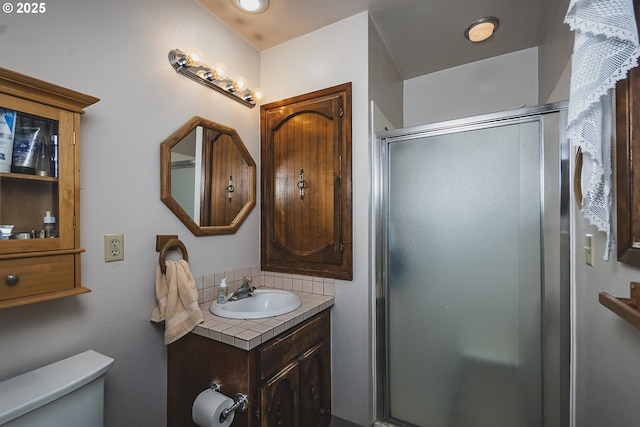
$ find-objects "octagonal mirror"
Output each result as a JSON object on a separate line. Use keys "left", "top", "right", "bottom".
{"left": 161, "top": 116, "right": 256, "bottom": 236}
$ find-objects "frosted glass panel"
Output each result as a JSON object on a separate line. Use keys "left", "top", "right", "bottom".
{"left": 387, "top": 121, "right": 542, "bottom": 427}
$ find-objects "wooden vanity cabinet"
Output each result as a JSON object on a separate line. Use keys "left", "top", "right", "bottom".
{"left": 260, "top": 83, "right": 352, "bottom": 280}
{"left": 0, "top": 68, "right": 98, "bottom": 309}
{"left": 168, "top": 310, "right": 331, "bottom": 427}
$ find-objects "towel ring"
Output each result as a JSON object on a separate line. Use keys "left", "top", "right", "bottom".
{"left": 159, "top": 238, "right": 189, "bottom": 274}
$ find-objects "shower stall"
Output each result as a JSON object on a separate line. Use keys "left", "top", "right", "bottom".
{"left": 373, "top": 103, "right": 570, "bottom": 427}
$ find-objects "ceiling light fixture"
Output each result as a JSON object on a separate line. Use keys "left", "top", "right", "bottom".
{"left": 464, "top": 17, "right": 500, "bottom": 43}
{"left": 230, "top": 0, "right": 269, "bottom": 14}
{"left": 168, "top": 48, "right": 263, "bottom": 108}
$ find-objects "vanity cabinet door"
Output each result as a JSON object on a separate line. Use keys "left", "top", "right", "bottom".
{"left": 298, "top": 340, "right": 331, "bottom": 427}
{"left": 261, "top": 83, "right": 352, "bottom": 280}
{"left": 259, "top": 362, "right": 299, "bottom": 427}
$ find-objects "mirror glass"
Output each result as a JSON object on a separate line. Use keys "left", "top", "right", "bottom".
{"left": 161, "top": 116, "right": 256, "bottom": 236}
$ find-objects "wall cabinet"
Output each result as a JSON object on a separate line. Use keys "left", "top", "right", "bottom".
{"left": 0, "top": 68, "right": 98, "bottom": 309}
{"left": 260, "top": 83, "right": 352, "bottom": 280}
{"left": 168, "top": 310, "right": 331, "bottom": 427}
{"left": 616, "top": 0, "right": 640, "bottom": 267}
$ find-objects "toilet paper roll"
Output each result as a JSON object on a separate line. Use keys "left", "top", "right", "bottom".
{"left": 192, "top": 389, "right": 236, "bottom": 427}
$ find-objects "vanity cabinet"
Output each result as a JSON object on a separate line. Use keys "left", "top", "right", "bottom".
{"left": 260, "top": 83, "right": 352, "bottom": 280}
{"left": 0, "top": 67, "right": 98, "bottom": 309}
{"left": 168, "top": 310, "right": 331, "bottom": 427}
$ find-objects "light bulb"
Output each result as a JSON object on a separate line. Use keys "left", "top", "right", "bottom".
{"left": 185, "top": 48, "right": 204, "bottom": 67}
{"left": 219, "top": 81, "right": 234, "bottom": 92}
{"left": 239, "top": 0, "right": 260, "bottom": 11}
{"left": 230, "top": 0, "right": 269, "bottom": 14}
{"left": 253, "top": 88, "right": 264, "bottom": 101}
{"left": 233, "top": 76, "right": 248, "bottom": 92}
{"left": 467, "top": 23, "right": 495, "bottom": 42}
{"left": 196, "top": 69, "right": 213, "bottom": 80}
{"left": 464, "top": 17, "right": 499, "bottom": 43}
{"left": 211, "top": 63, "right": 227, "bottom": 79}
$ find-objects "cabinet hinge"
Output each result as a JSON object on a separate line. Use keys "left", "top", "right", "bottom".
{"left": 73, "top": 131, "right": 77, "bottom": 145}
{"left": 340, "top": 241, "right": 345, "bottom": 252}
{"left": 338, "top": 155, "right": 342, "bottom": 180}
{"left": 73, "top": 216, "right": 76, "bottom": 230}
{"left": 339, "top": 107, "right": 344, "bottom": 118}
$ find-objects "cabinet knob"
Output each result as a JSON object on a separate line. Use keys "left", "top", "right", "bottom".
{"left": 6, "top": 274, "right": 19, "bottom": 286}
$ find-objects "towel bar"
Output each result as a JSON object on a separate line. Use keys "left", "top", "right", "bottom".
{"left": 159, "top": 238, "right": 189, "bottom": 274}
{"left": 599, "top": 282, "right": 640, "bottom": 329}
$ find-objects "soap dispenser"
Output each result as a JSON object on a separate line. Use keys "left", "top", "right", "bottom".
{"left": 217, "top": 278, "right": 228, "bottom": 304}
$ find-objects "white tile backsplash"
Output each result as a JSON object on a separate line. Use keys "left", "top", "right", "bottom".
{"left": 196, "top": 265, "right": 335, "bottom": 304}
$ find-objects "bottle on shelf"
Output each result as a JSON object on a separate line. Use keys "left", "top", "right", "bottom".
{"left": 35, "top": 134, "right": 50, "bottom": 177}
{"left": 50, "top": 135, "right": 58, "bottom": 178}
{"left": 43, "top": 210, "right": 56, "bottom": 238}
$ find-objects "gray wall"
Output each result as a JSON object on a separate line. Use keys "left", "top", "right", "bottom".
{"left": 538, "top": 0, "right": 573, "bottom": 103}
{"left": 403, "top": 47, "right": 539, "bottom": 126}
{"left": 369, "top": 16, "right": 404, "bottom": 131}
{"left": 0, "top": 0, "right": 260, "bottom": 425}
{"left": 539, "top": 3, "right": 640, "bottom": 426}
{"left": 563, "top": 41, "right": 640, "bottom": 427}
{"left": 260, "top": 12, "right": 373, "bottom": 425}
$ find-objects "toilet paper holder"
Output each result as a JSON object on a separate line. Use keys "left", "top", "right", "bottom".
{"left": 209, "top": 381, "right": 248, "bottom": 422}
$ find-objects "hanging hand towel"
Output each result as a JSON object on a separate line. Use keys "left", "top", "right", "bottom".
{"left": 151, "top": 259, "right": 203, "bottom": 344}
{"left": 565, "top": 0, "right": 640, "bottom": 259}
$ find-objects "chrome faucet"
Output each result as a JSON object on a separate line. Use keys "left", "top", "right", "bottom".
{"left": 229, "top": 277, "right": 255, "bottom": 301}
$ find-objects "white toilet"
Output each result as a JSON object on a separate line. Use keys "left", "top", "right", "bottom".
{"left": 0, "top": 350, "right": 114, "bottom": 427}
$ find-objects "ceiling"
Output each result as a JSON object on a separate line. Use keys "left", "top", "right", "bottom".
{"left": 195, "top": 0, "right": 555, "bottom": 80}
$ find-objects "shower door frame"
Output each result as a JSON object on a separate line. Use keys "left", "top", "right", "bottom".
{"left": 372, "top": 102, "right": 571, "bottom": 427}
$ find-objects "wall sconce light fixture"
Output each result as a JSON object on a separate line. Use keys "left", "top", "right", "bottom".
{"left": 168, "top": 48, "right": 263, "bottom": 108}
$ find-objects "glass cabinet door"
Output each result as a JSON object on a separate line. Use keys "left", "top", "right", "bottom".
{"left": 0, "top": 93, "right": 75, "bottom": 255}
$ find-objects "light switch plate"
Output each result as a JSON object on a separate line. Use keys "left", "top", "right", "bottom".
{"left": 585, "top": 234, "right": 594, "bottom": 266}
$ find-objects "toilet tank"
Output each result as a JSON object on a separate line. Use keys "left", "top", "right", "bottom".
{"left": 0, "top": 350, "right": 114, "bottom": 427}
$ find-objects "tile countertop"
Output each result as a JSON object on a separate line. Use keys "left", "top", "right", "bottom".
{"left": 193, "top": 290, "right": 335, "bottom": 351}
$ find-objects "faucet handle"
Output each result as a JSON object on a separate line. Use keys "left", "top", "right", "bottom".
{"left": 243, "top": 276, "right": 253, "bottom": 286}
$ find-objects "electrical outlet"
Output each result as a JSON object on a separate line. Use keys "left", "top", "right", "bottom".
{"left": 104, "top": 233, "right": 124, "bottom": 262}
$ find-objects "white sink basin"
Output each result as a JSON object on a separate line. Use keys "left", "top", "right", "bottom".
{"left": 209, "top": 289, "right": 302, "bottom": 319}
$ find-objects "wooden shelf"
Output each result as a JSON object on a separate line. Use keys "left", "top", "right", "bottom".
{"left": 599, "top": 282, "right": 640, "bottom": 329}
{"left": 0, "top": 287, "right": 90, "bottom": 309}
{"left": 0, "top": 172, "right": 58, "bottom": 182}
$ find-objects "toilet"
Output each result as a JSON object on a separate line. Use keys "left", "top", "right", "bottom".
{"left": 0, "top": 350, "right": 114, "bottom": 427}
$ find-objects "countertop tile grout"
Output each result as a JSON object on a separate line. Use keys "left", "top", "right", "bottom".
{"left": 194, "top": 290, "right": 334, "bottom": 350}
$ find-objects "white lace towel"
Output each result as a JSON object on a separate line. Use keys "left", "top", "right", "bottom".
{"left": 565, "top": 0, "right": 640, "bottom": 260}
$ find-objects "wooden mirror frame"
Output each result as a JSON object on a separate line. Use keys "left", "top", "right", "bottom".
{"left": 160, "top": 116, "right": 256, "bottom": 236}
{"left": 616, "top": 64, "right": 640, "bottom": 266}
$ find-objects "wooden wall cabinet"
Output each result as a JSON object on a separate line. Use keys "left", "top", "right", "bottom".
{"left": 260, "top": 83, "right": 352, "bottom": 280}
{"left": 0, "top": 68, "right": 98, "bottom": 308}
{"left": 615, "top": 0, "right": 640, "bottom": 267}
{"left": 616, "top": 66, "right": 640, "bottom": 266}
{"left": 168, "top": 310, "right": 331, "bottom": 427}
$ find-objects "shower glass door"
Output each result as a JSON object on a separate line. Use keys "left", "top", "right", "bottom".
{"left": 377, "top": 108, "right": 567, "bottom": 427}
